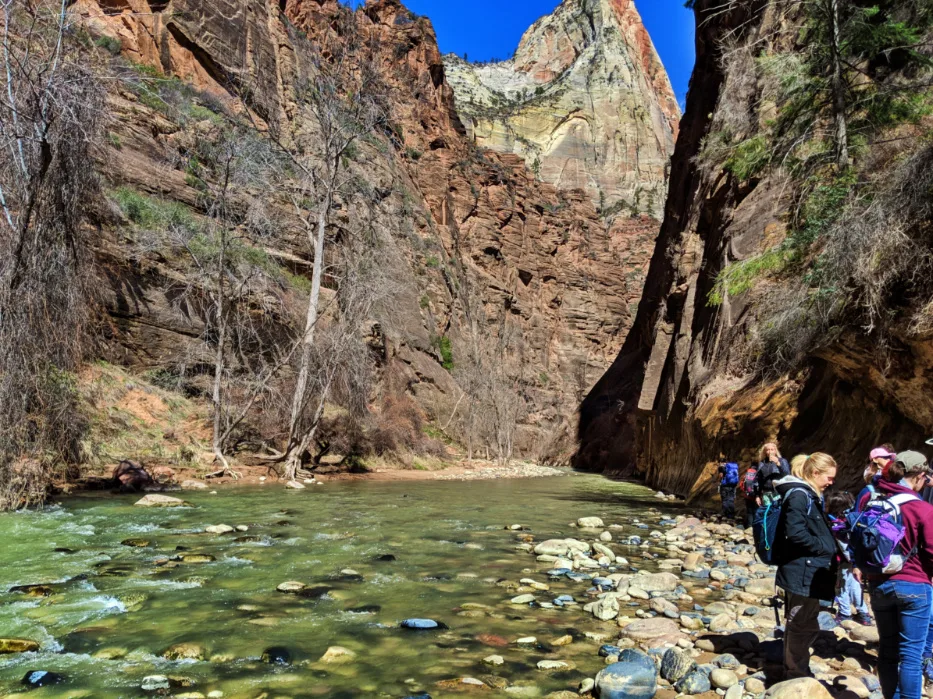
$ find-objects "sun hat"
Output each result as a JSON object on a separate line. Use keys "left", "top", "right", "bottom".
{"left": 895, "top": 450, "right": 929, "bottom": 473}
{"left": 870, "top": 447, "right": 896, "bottom": 460}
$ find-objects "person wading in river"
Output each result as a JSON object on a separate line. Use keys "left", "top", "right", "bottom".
{"left": 773, "top": 453, "right": 839, "bottom": 680}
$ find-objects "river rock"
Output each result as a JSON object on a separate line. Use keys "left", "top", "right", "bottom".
{"left": 285, "top": 480, "right": 305, "bottom": 489}
{"left": 631, "top": 572, "right": 678, "bottom": 592}
{"left": 537, "top": 659, "right": 571, "bottom": 671}
{"left": 577, "top": 517, "right": 605, "bottom": 528}
{"left": 401, "top": 618, "right": 443, "bottom": 630}
{"left": 711, "top": 669, "right": 739, "bottom": 689}
{"left": 181, "top": 479, "right": 208, "bottom": 490}
{"left": 746, "top": 678, "right": 766, "bottom": 694}
{"left": 276, "top": 581, "right": 306, "bottom": 593}
{"left": 533, "top": 539, "right": 589, "bottom": 556}
{"left": 680, "top": 614, "right": 704, "bottom": 631}
{"left": 595, "top": 649, "right": 658, "bottom": 699}
{"left": 21, "top": 670, "right": 64, "bottom": 687}
{"left": 619, "top": 618, "right": 682, "bottom": 644}
{"left": 261, "top": 646, "right": 291, "bottom": 665}
{"left": 0, "top": 639, "right": 39, "bottom": 653}
{"left": 134, "top": 494, "right": 189, "bottom": 507}
{"left": 765, "top": 678, "right": 834, "bottom": 699}
{"left": 141, "top": 675, "right": 170, "bottom": 690}
{"left": 649, "top": 597, "right": 678, "bottom": 616}
{"left": 320, "top": 646, "right": 356, "bottom": 663}
{"left": 511, "top": 594, "right": 536, "bottom": 604}
{"left": 675, "top": 669, "right": 712, "bottom": 694}
{"left": 849, "top": 625, "right": 880, "bottom": 643}
{"left": 205, "top": 525, "right": 234, "bottom": 534}
{"left": 600, "top": 531, "right": 613, "bottom": 542}
{"left": 660, "top": 648, "right": 696, "bottom": 683}
{"left": 710, "top": 613, "right": 738, "bottom": 633}
{"left": 593, "top": 542, "right": 615, "bottom": 561}
{"left": 744, "top": 578, "right": 776, "bottom": 596}
{"left": 590, "top": 595, "right": 620, "bottom": 620}
{"left": 484, "top": 655, "right": 504, "bottom": 665}
{"left": 121, "top": 538, "right": 151, "bottom": 547}
{"left": 163, "top": 643, "right": 205, "bottom": 661}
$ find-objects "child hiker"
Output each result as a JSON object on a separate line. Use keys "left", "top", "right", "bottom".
{"left": 826, "top": 491, "right": 872, "bottom": 625}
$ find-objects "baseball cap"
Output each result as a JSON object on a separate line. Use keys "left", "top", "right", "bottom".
{"left": 896, "top": 450, "right": 929, "bottom": 473}
{"left": 870, "top": 447, "right": 896, "bottom": 460}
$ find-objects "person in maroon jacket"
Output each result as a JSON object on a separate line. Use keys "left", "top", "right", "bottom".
{"left": 868, "top": 451, "right": 933, "bottom": 699}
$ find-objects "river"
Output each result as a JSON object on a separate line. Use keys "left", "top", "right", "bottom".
{"left": 0, "top": 474, "right": 681, "bottom": 698}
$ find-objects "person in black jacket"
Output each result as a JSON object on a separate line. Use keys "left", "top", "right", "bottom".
{"left": 774, "top": 453, "right": 839, "bottom": 680}
{"left": 755, "top": 442, "right": 791, "bottom": 506}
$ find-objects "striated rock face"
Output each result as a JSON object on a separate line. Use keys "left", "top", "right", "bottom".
{"left": 575, "top": 0, "right": 933, "bottom": 497}
{"left": 444, "top": 0, "right": 679, "bottom": 219}
{"left": 72, "top": 0, "right": 660, "bottom": 461}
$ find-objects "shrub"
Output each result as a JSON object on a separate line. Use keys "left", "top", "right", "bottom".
{"left": 94, "top": 35, "right": 122, "bottom": 56}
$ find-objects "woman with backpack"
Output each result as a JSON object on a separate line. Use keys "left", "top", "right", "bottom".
{"left": 862, "top": 451, "right": 933, "bottom": 699}
{"left": 718, "top": 461, "right": 740, "bottom": 519}
{"left": 855, "top": 446, "right": 896, "bottom": 512}
{"left": 755, "top": 442, "right": 791, "bottom": 507}
{"left": 773, "top": 453, "right": 839, "bottom": 680}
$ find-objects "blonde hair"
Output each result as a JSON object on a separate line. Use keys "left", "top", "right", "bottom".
{"left": 759, "top": 442, "right": 782, "bottom": 462}
{"left": 791, "top": 452, "right": 838, "bottom": 492}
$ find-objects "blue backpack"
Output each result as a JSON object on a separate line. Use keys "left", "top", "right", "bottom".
{"left": 846, "top": 493, "right": 917, "bottom": 574}
{"left": 721, "top": 462, "right": 739, "bottom": 486}
{"left": 753, "top": 486, "right": 811, "bottom": 564}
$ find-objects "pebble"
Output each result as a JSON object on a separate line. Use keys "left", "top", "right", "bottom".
{"left": 483, "top": 655, "right": 504, "bottom": 665}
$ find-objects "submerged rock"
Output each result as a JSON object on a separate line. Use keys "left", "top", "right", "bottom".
{"left": 285, "top": 480, "right": 306, "bottom": 489}
{"left": 21, "top": 670, "right": 65, "bottom": 687}
{"left": 276, "top": 581, "right": 306, "bottom": 593}
{"left": 205, "top": 524, "right": 234, "bottom": 534}
{"left": 141, "top": 674, "right": 170, "bottom": 690}
{"left": 320, "top": 645, "right": 356, "bottom": 663}
{"left": 121, "top": 538, "right": 151, "bottom": 547}
{"left": 9, "top": 584, "right": 52, "bottom": 597}
{"left": 162, "top": 643, "right": 206, "bottom": 661}
{"left": 0, "top": 638, "right": 39, "bottom": 653}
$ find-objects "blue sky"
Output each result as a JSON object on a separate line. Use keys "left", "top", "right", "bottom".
{"left": 344, "top": 0, "right": 696, "bottom": 106}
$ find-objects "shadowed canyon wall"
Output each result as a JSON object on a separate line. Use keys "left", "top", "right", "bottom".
{"left": 575, "top": 0, "right": 933, "bottom": 498}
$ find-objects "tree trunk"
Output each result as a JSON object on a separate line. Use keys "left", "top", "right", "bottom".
{"left": 829, "top": 0, "right": 849, "bottom": 168}
{"left": 283, "top": 202, "right": 329, "bottom": 474}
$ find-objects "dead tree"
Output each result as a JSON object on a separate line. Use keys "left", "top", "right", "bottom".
{"left": 0, "top": 0, "right": 104, "bottom": 508}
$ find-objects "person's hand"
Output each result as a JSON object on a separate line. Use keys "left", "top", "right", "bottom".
{"left": 853, "top": 568, "right": 863, "bottom": 583}
{"left": 755, "top": 497, "right": 762, "bottom": 507}
{"left": 770, "top": 454, "right": 779, "bottom": 464}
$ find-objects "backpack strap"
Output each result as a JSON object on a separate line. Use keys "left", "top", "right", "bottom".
{"left": 783, "top": 486, "right": 813, "bottom": 515}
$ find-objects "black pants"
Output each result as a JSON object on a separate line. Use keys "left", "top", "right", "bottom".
{"left": 744, "top": 498, "right": 758, "bottom": 528}
{"left": 720, "top": 485, "right": 737, "bottom": 518}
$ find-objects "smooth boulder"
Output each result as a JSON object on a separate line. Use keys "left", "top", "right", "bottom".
{"left": 660, "top": 648, "right": 696, "bottom": 683}
{"left": 765, "top": 678, "right": 834, "bottom": 699}
{"left": 595, "top": 649, "right": 658, "bottom": 699}
{"left": 0, "top": 638, "right": 39, "bottom": 654}
{"left": 134, "top": 494, "right": 188, "bottom": 508}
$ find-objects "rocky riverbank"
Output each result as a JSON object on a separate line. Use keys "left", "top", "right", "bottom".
{"left": 425, "top": 509, "right": 882, "bottom": 698}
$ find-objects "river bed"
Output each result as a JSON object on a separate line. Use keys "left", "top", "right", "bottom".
{"left": 0, "top": 475, "right": 682, "bottom": 698}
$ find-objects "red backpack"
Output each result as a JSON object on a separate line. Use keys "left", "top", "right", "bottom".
{"left": 741, "top": 468, "right": 758, "bottom": 498}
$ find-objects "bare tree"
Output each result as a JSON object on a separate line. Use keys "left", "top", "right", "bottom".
{"left": 0, "top": 0, "right": 104, "bottom": 508}
{"left": 265, "top": 17, "right": 389, "bottom": 481}
{"left": 166, "top": 126, "right": 291, "bottom": 478}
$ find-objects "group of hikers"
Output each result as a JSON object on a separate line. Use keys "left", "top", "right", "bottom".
{"left": 715, "top": 443, "right": 933, "bottom": 699}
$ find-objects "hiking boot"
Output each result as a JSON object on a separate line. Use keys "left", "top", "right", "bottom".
{"left": 853, "top": 613, "right": 873, "bottom": 626}
{"left": 834, "top": 613, "right": 852, "bottom": 625}
{"left": 923, "top": 657, "right": 933, "bottom": 683}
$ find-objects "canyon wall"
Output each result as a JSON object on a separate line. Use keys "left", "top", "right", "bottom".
{"left": 444, "top": 0, "right": 679, "bottom": 220}
{"left": 72, "top": 0, "right": 669, "bottom": 463}
{"left": 575, "top": 0, "right": 933, "bottom": 498}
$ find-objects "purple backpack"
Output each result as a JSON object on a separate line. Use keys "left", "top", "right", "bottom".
{"left": 846, "top": 493, "right": 918, "bottom": 574}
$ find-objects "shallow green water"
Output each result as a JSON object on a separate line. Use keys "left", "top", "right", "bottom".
{"left": 0, "top": 474, "right": 682, "bottom": 698}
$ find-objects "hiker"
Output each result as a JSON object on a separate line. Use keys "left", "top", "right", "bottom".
{"left": 826, "top": 491, "right": 872, "bottom": 625}
{"left": 742, "top": 462, "right": 760, "bottom": 527}
{"left": 856, "top": 446, "right": 896, "bottom": 512}
{"left": 718, "top": 460, "right": 739, "bottom": 519}
{"left": 755, "top": 442, "right": 791, "bottom": 506}
{"left": 773, "top": 453, "right": 838, "bottom": 680}
{"left": 863, "top": 451, "right": 933, "bottom": 699}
